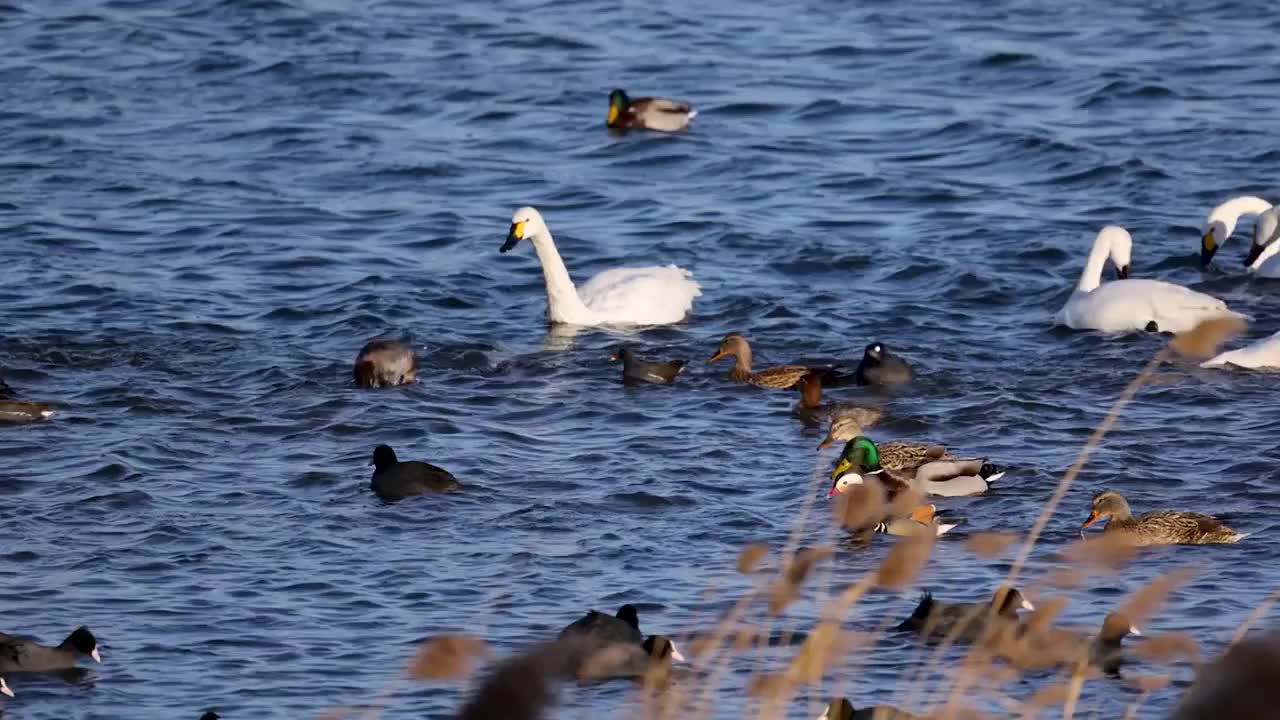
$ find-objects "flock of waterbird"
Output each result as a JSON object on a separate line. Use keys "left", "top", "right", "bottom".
{"left": 1, "top": 87, "right": 1275, "bottom": 719}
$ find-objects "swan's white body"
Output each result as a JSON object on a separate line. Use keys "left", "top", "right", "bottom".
{"left": 1202, "top": 195, "right": 1280, "bottom": 276}
{"left": 1056, "top": 226, "right": 1245, "bottom": 334}
{"left": 1248, "top": 209, "right": 1280, "bottom": 278}
{"left": 1202, "top": 330, "right": 1280, "bottom": 369}
{"left": 501, "top": 207, "right": 701, "bottom": 326}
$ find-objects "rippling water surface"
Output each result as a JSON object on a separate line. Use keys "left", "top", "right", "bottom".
{"left": 3, "top": 0, "right": 1280, "bottom": 718}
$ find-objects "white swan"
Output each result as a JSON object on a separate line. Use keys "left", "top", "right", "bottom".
{"left": 1202, "top": 330, "right": 1280, "bottom": 369}
{"left": 499, "top": 206, "right": 701, "bottom": 326}
{"left": 1200, "top": 195, "right": 1278, "bottom": 272}
{"left": 1244, "top": 209, "right": 1280, "bottom": 278}
{"left": 1056, "top": 225, "right": 1246, "bottom": 334}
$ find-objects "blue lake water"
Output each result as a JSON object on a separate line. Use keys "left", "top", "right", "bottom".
{"left": 2, "top": 0, "right": 1279, "bottom": 718}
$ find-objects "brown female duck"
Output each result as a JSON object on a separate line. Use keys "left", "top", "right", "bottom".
{"left": 606, "top": 89, "right": 696, "bottom": 133}
{"left": 1081, "top": 489, "right": 1245, "bottom": 545}
{"left": 794, "top": 371, "right": 883, "bottom": 429}
{"left": 352, "top": 339, "right": 418, "bottom": 388}
{"left": 709, "top": 334, "right": 842, "bottom": 389}
{"left": 1002, "top": 611, "right": 1140, "bottom": 674}
{"left": 0, "top": 373, "right": 54, "bottom": 422}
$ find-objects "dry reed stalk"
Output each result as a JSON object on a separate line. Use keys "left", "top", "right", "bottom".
{"left": 1228, "top": 588, "right": 1280, "bottom": 648}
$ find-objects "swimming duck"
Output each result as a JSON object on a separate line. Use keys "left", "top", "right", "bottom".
{"left": 611, "top": 346, "right": 687, "bottom": 385}
{"left": 368, "top": 445, "right": 461, "bottom": 501}
{"left": 1057, "top": 226, "right": 1246, "bottom": 333}
{"left": 818, "top": 413, "right": 890, "bottom": 450}
{"left": 709, "top": 334, "right": 844, "bottom": 389}
{"left": 0, "top": 676, "right": 11, "bottom": 697}
{"left": 830, "top": 437, "right": 1003, "bottom": 498}
{"left": 500, "top": 207, "right": 700, "bottom": 326}
{"left": 0, "top": 373, "right": 55, "bottom": 422}
{"left": 896, "top": 587, "right": 1034, "bottom": 644}
{"left": 1081, "top": 489, "right": 1244, "bottom": 545}
{"left": 822, "top": 697, "right": 926, "bottom": 720}
{"left": 794, "top": 371, "right": 883, "bottom": 429}
{"left": 0, "top": 626, "right": 101, "bottom": 672}
{"left": 352, "top": 339, "right": 418, "bottom": 388}
{"left": 606, "top": 89, "right": 696, "bottom": 133}
{"left": 871, "top": 504, "right": 960, "bottom": 538}
{"left": 1005, "top": 611, "right": 1140, "bottom": 674}
{"left": 1199, "top": 195, "right": 1277, "bottom": 272}
{"left": 855, "top": 343, "right": 912, "bottom": 386}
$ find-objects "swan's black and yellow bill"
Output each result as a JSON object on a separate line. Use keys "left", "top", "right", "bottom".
{"left": 1201, "top": 231, "right": 1218, "bottom": 267}
{"left": 1244, "top": 242, "right": 1264, "bottom": 267}
{"left": 500, "top": 220, "right": 527, "bottom": 253}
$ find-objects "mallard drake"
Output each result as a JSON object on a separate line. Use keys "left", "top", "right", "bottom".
{"left": 611, "top": 346, "right": 686, "bottom": 385}
{"left": 353, "top": 339, "right": 418, "bottom": 388}
{"left": 830, "top": 437, "right": 1003, "bottom": 498}
{"left": 0, "top": 372, "right": 55, "bottom": 422}
{"left": 0, "top": 626, "right": 101, "bottom": 672}
{"left": 855, "top": 342, "right": 913, "bottom": 386}
{"left": 369, "top": 445, "right": 460, "bottom": 501}
{"left": 606, "top": 88, "right": 696, "bottom": 133}
{"left": 822, "top": 697, "right": 926, "bottom": 720}
{"left": 896, "top": 587, "right": 1034, "bottom": 644}
{"left": 501, "top": 206, "right": 700, "bottom": 326}
{"left": 1004, "top": 611, "right": 1139, "bottom": 674}
{"left": 794, "top": 371, "right": 883, "bottom": 429}
{"left": 709, "top": 334, "right": 843, "bottom": 389}
{"left": 1081, "top": 489, "right": 1244, "bottom": 545}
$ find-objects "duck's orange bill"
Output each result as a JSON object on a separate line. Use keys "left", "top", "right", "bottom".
{"left": 708, "top": 350, "right": 725, "bottom": 362}
{"left": 909, "top": 505, "right": 936, "bottom": 523}
{"left": 1081, "top": 511, "right": 1100, "bottom": 530}
{"left": 817, "top": 437, "right": 835, "bottom": 450}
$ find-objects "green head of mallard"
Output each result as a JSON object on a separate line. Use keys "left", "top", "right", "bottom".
{"left": 832, "top": 436, "right": 880, "bottom": 476}
{"left": 607, "top": 88, "right": 630, "bottom": 127}
{"left": 828, "top": 436, "right": 881, "bottom": 496}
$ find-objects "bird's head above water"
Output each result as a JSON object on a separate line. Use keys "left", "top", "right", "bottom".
{"left": 1202, "top": 195, "right": 1273, "bottom": 268}
{"left": 371, "top": 444, "right": 398, "bottom": 469}
{"left": 607, "top": 88, "right": 630, "bottom": 126}
{"left": 501, "top": 206, "right": 548, "bottom": 253}
{"left": 65, "top": 626, "right": 100, "bottom": 663}
{"left": 830, "top": 436, "right": 881, "bottom": 487}
{"left": 708, "top": 333, "right": 749, "bottom": 363}
{"left": 642, "top": 635, "right": 686, "bottom": 663}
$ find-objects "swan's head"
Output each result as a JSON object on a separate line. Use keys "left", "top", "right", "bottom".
{"left": 1098, "top": 225, "right": 1131, "bottom": 279}
{"left": 501, "top": 206, "right": 548, "bottom": 253}
{"left": 1245, "top": 211, "right": 1280, "bottom": 269}
{"left": 1202, "top": 195, "right": 1273, "bottom": 268}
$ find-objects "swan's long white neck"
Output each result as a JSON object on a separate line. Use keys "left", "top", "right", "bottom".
{"left": 529, "top": 228, "right": 593, "bottom": 324}
{"left": 1208, "top": 196, "right": 1273, "bottom": 237}
{"left": 1077, "top": 233, "right": 1113, "bottom": 292}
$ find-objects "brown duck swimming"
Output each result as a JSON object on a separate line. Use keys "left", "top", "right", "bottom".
{"left": 794, "top": 371, "right": 883, "bottom": 429}
{"left": 1081, "top": 489, "right": 1245, "bottom": 545}
{"left": 352, "top": 339, "right": 418, "bottom": 388}
{"left": 606, "top": 89, "right": 696, "bottom": 133}
{"left": 0, "top": 373, "right": 55, "bottom": 422}
{"left": 709, "top": 334, "right": 845, "bottom": 389}
{"left": 1002, "top": 610, "right": 1140, "bottom": 674}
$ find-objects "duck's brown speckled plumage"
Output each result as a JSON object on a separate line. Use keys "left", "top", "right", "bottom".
{"left": 709, "top": 334, "right": 832, "bottom": 389}
{"left": 1083, "top": 489, "right": 1244, "bottom": 545}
